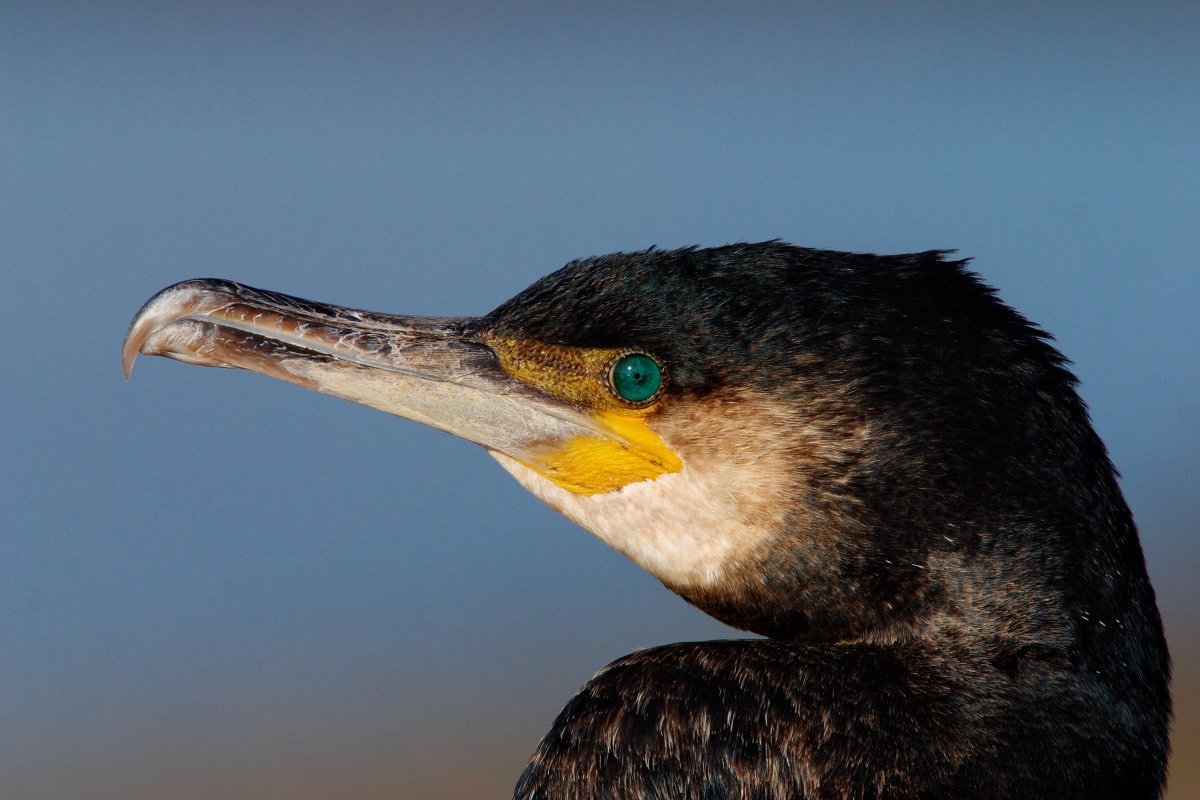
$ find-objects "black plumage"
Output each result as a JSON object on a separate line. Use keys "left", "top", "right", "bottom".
{"left": 490, "top": 244, "right": 1170, "bottom": 798}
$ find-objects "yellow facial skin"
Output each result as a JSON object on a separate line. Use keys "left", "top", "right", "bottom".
{"left": 483, "top": 335, "right": 682, "bottom": 495}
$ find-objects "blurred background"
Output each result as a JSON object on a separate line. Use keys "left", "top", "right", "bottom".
{"left": 2, "top": 3, "right": 1196, "bottom": 798}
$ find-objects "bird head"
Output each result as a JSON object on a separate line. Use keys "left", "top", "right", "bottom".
{"left": 123, "top": 243, "right": 1158, "bottom": 650}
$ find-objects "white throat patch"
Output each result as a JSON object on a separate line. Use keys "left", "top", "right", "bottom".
{"left": 490, "top": 448, "right": 782, "bottom": 590}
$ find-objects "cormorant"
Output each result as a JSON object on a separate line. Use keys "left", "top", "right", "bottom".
{"left": 123, "top": 243, "right": 1171, "bottom": 799}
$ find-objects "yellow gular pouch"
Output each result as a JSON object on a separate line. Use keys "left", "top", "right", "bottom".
{"left": 536, "top": 412, "right": 683, "bottom": 495}
{"left": 482, "top": 335, "right": 683, "bottom": 495}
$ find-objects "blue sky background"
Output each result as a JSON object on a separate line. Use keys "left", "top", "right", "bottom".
{"left": 3, "top": 3, "right": 1198, "bottom": 798}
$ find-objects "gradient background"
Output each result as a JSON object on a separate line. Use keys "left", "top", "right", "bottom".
{"left": 3, "top": 3, "right": 1197, "bottom": 798}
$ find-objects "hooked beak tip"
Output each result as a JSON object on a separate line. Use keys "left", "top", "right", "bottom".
{"left": 121, "top": 338, "right": 139, "bottom": 380}
{"left": 121, "top": 279, "right": 228, "bottom": 381}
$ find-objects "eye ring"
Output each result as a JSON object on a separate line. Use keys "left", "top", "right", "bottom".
{"left": 607, "top": 351, "right": 664, "bottom": 405}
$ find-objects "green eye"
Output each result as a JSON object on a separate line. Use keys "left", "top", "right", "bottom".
{"left": 609, "top": 353, "right": 663, "bottom": 404}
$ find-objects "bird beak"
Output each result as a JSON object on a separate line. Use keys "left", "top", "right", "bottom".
{"left": 121, "top": 279, "right": 611, "bottom": 473}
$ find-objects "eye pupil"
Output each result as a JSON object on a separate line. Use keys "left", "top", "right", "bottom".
{"left": 610, "top": 353, "right": 662, "bottom": 403}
